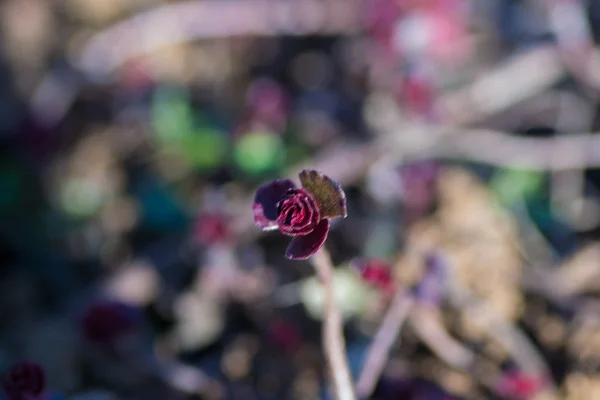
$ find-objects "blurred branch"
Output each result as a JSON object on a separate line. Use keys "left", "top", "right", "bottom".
{"left": 395, "top": 127, "right": 600, "bottom": 170}
{"left": 408, "top": 306, "right": 507, "bottom": 394}
{"left": 77, "top": 0, "right": 361, "bottom": 77}
{"left": 408, "top": 306, "right": 476, "bottom": 371}
{"left": 310, "top": 248, "right": 356, "bottom": 400}
{"left": 543, "top": 0, "right": 600, "bottom": 95}
{"left": 355, "top": 290, "right": 413, "bottom": 399}
{"left": 436, "top": 45, "right": 565, "bottom": 125}
{"left": 446, "top": 283, "right": 558, "bottom": 396}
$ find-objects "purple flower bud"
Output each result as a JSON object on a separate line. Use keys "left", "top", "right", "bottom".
{"left": 2, "top": 362, "right": 46, "bottom": 400}
{"left": 253, "top": 170, "right": 347, "bottom": 260}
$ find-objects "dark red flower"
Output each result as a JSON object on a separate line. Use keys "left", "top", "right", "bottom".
{"left": 276, "top": 189, "right": 321, "bottom": 236}
{"left": 2, "top": 362, "right": 45, "bottom": 400}
{"left": 496, "top": 371, "right": 547, "bottom": 399}
{"left": 82, "top": 300, "right": 138, "bottom": 345}
{"left": 352, "top": 259, "right": 395, "bottom": 293}
{"left": 253, "top": 170, "right": 347, "bottom": 260}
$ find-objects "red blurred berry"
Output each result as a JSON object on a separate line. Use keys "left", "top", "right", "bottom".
{"left": 353, "top": 259, "right": 395, "bottom": 293}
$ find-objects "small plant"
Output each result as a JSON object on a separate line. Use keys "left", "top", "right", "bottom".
{"left": 253, "top": 169, "right": 347, "bottom": 260}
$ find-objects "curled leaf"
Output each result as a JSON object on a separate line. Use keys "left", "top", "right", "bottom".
{"left": 299, "top": 169, "right": 347, "bottom": 219}
{"left": 286, "top": 219, "right": 330, "bottom": 260}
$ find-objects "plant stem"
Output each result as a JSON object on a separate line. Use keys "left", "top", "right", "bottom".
{"left": 311, "top": 247, "right": 357, "bottom": 400}
{"left": 356, "top": 289, "right": 413, "bottom": 399}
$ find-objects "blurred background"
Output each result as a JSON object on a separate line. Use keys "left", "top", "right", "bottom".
{"left": 4, "top": 0, "right": 600, "bottom": 399}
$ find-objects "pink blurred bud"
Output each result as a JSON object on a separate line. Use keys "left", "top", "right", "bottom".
{"left": 497, "top": 371, "right": 548, "bottom": 399}
{"left": 194, "top": 212, "right": 231, "bottom": 246}
{"left": 245, "top": 78, "right": 289, "bottom": 132}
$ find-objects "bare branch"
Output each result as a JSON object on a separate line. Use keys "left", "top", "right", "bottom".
{"left": 77, "top": 0, "right": 361, "bottom": 77}
{"left": 310, "top": 248, "right": 356, "bottom": 400}
{"left": 356, "top": 290, "right": 413, "bottom": 399}
{"left": 408, "top": 306, "right": 476, "bottom": 371}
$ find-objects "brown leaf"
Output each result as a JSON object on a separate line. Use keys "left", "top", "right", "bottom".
{"left": 299, "top": 169, "right": 347, "bottom": 219}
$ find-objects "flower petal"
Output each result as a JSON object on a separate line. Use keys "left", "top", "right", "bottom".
{"left": 285, "top": 219, "right": 330, "bottom": 260}
{"left": 299, "top": 169, "right": 347, "bottom": 219}
{"left": 253, "top": 179, "right": 296, "bottom": 229}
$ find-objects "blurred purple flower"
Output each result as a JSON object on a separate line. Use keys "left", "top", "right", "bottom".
{"left": 246, "top": 78, "right": 289, "bottom": 132}
{"left": 414, "top": 251, "right": 449, "bottom": 306}
{"left": 194, "top": 212, "right": 230, "bottom": 246}
{"left": 81, "top": 301, "right": 138, "bottom": 346}
{"left": 352, "top": 259, "right": 395, "bottom": 294}
{"left": 399, "top": 161, "right": 440, "bottom": 214}
{"left": 253, "top": 170, "right": 347, "bottom": 260}
{"left": 2, "top": 362, "right": 46, "bottom": 400}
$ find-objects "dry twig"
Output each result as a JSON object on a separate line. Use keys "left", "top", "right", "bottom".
{"left": 310, "top": 248, "right": 356, "bottom": 400}
{"left": 355, "top": 290, "right": 413, "bottom": 399}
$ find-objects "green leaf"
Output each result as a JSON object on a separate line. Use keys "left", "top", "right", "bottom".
{"left": 490, "top": 168, "right": 544, "bottom": 207}
{"left": 180, "top": 128, "right": 227, "bottom": 169}
{"left": 233, "top": 131, "right": 285, "bottom": 175}
{"left": 299, "top": 169, "right": 347, "bottom": 219}
{"left": 151, "top": 87, "right": 194, "bottom": 145}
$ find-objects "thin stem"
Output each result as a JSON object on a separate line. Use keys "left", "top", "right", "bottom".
{"left": 356, "top": 289, "right": 413, "bottom": 399}
{"left": 310, "top": 247, "right": 356, "bottom": 400}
